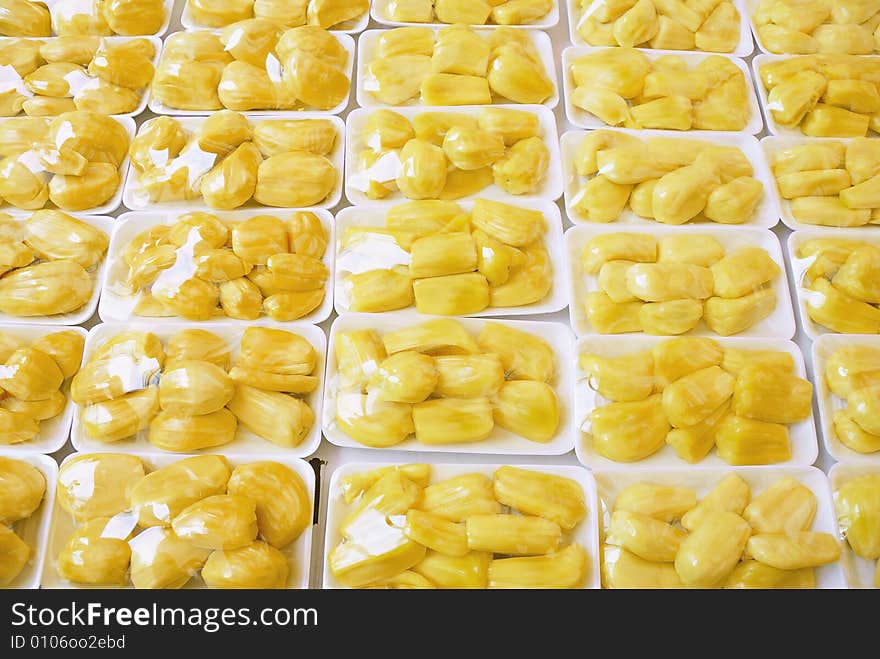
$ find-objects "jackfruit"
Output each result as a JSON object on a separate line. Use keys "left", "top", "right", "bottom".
{"left": 806, "top": 277, "right": 880, "bottom": 333}
{"left": 674, "top": 511, "right": 750, "bottom": 586}
{"left": 227, "top": 385, "right": 314, "bottom": 448}
{"left": 743, "top": 477, "right": 817, "bottom": 535}
{"left": 733, "top": 364, "right": 812, "bottom": 424}
{"left": 680, "top": 473, "right": 750, "bottom": 532}
{"left": 81, "top": 388, "right": 160, "bottom": 443}
{"left": 412, "top": 397, "right": 494, "bottom": 444}
{"left": 487, "top": 43, "right": 553, "bottom": 104}
{"left": 588, "top": 394, "right": 669, "bottom": 462}
{"left": 745, "top": 532, "right": 841, "bottom": 569}
{"left": 57, "top": 453, "right": 145, "bottom": 521}
{"left": 414, "top": 272, "right": 490, "bottom": 315}
{"left": 836, "top": 474, "right": 880, "bottom": 559}
{"left": 714, "top": 414, "right": 791, "bottom": 465}
{"left": 492, "top": 380, "right": 559, "bottom": 443}
{"left": 367, "top": 55, "right": 432, "bottom": 105}
{"left": 579, "top": 350, "right": 654, "bottom": 402}
{"left": 57, "top": 518, "right": 131, "bottom": 586}
{"left": 704, "top": 287, "right": 777, "bottom": 336}
{"left": 172, "top": 495, "right": 258, "bottom": 551}
{"left": 129, "top": 527, "right": 211, "bottom": 590}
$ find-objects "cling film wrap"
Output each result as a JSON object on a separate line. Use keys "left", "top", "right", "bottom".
{"left": 70, "top": 322, "right": 326, "bottom": 458}
{"left": 0, "top": 0, "right": 172, "bottom": 37}
{"left": 356, "top": 27, "right": 559, "bottom": 108}
{"left": 148, "top": 25, "right": 354, "bottom": 115}
{"left": 333, "top": 200, "right": 565, "bottom": 317}
{"left": 322, "top": 461, "right": 599, "bottom": 588}
{"left": 323, "top": 313, "right": 575, "bottom": 455}
{"left": 100, "top": 210, "right": 333, "bottom": 324}
{"left": 182, "top": 0, "right": 370, "bottom": 33}
{"left": 43, "top": 452, "right": 314, "bottom": 588}
{"left": 561, "top": 128, "right": 778, "bottom": 227}
{"left": 575, "top": 335, "right": 817, "bottom": 469}
{"left": 124, "top": 113, "right": 343, "bottom": 210}
{"left": 562, "top": 46, "right": 763, "bottom": 133}
{"left": 830, "top": 464, "right": 880, "bottom": 588}
{"left": 595, "top": 466, "right": 845, "bottom": 588}
{"left": 565, "top": 224, "right": 795, "bottom": 338}
{"left": 372, "top": 0, "right": 559, "bottom": 28}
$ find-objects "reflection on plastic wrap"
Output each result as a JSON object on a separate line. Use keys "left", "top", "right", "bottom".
{"left": 0, "top": 0, "right": 168, "bottom": 37}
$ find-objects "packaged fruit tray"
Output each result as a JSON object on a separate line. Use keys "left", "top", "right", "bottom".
{"left": 70, "top": 322, "right": 326, "bottom": 458}
{"left": 371, "top": 0, "right": 561, "bottom": 28}
{"left": 0, "top": 0, "right": 174, "bottom": 37}
{"left": 574, "top": 335, "right": 818, "bottom": 469}
{"left": 181, "top": 0, "right": 371, "bottom": 33}
{"left": 829, "top": 464, "right": 880, "bottom": 589}
{"left": 594, "top": 466, "right": 846, "bottom": 588}
{"left": 42, "top": 452, "right": 314, "bottom": 589}
{"left": 322, "top": 461, "right": 600, "bottom": 589}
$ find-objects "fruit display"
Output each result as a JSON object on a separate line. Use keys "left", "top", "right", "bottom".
{"left": 573, "top": 0, "right": 741, "bottom": 52}
{"left": 0, "top": 112, "right": 130, "bottom": 212}
{"left": 758, "top": 55, "right": 880, "bottom": 136}
{"left": 185, "top": 0, "right": 369, "bottom": 30}
{"left": 753, "top": 0, "right": 880, "bottom": 54}
{"left": 0, "top": 0, "right": 168, "bottom": 37}
{"left": 570, "top": 229, "right": 787, "bottom": 336}
{"left": 327, "top": 318, "right": 569, "bottom": 451}
{"left": 71, "top": 326, "right": 321, "bottom": 453}
{"left": 335, "top": 200, "right": 555, "bottom": 315}
{"left": 126, "top": 113, "right": 340, "bottom": 209}
{"left": 325, "top": 463, "right": 593, "bottom": 588}
{"left": 349, "top": 107, "right": 556, "bottom": 202}
{"left": 578, "top": 338, "right": 813, "bottom": 465}
{"left": 377, "top": 0, "right": 555, "bottom": 25}
{"left": 106, "top": 211, "right": 330, "bottom": 323}
{"left": 0, "top": 212, "right": 108, "bottom": 318}
{"left": 0, "top": 456, "right": 48, "bottom": 587}
{"left": 566, "top": 129, "right": 767, "bottom": 225}
{"left": 821, "top": 343, "right": 880, "bottom": 455}
{"left": 567, "top": 48, "right": 753, "bottom": 131}
{"left": 599, "top": 470, "right": 842, "bottom": 588}
{"left": 49, "top": 453, "right": 312, "bottom": 588}
{"left": 151, "top": 24, "right": 350, "bottom": 112}
{"left": 362, "top": 26, "right": 555, "bottom": 106}
{"left": 0, "top": 328, "right": 84, "bottom": 446}
{"left": 833, "top": 469, "right": 880, "bottom": 588}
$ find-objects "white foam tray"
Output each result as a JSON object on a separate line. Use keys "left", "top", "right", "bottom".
{"left": 371, "top": 0, "right": 560, "bottom": 28}
{"left": 560, "top": 127, "right": 780, "bottom": 228}
{"left": 344, "top": 105, "right": 563, "bottom": 205}
{"left": 99, "top": 209, "right": 334, "bottom": 325}
{"left": 323, "top": 312, "right": 576, "bottom": 456}
{"left": 0, "top": 451, "right": 57, "bottom": 589}
{"left": 562, "top": 46, "right": 763, "bottom": 134}
{"left": 122, "top": 114, "right": 344, "bottom": 211}
{"left": 42, "top": 452, "right": 314, "bottom": 589}
{"left": 70, "top": 321, "right": 326, "bottom": 458}
{"left": 322, "top": 460, "right": 600, "bottom": 589}
{"left": 565, "top": 223, "right": 796, "bottom": 338}
{"left": 593, "top": 465, "right": 846, "bottom": 588}
{"left": 181, "top": 0, "right": 371, "bottom": 33}
{"left": 575, "top": 335, "right": 818, "bottom": 469}
{"left": 333, "top": 200, "right": 567, "bottom": 317}
{"left": 356, "top": 28, "right": 560, "bottom": 109}
{"left": 829, "top": 463, "right": 880, "bottom": 588}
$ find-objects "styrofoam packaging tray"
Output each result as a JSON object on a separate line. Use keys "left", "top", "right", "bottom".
{"left": 593, "top": 466, "right": 846, "bottom": 588}
{"left": 356, "top": 28, "right": 560, "bottom": 109}
{"left": 333, "top": 201, "right": 567, "bottom": 317}
{"left": 813, "top": 334, "right": 880, "bottom": 465}
{"left": 0, "top": 325, "right": 86, "bottom": 453}
{"left": 323, "top": 312, "right": 576, "bottom": 455}
{"left": 42, "top": 452, "right": 314, "bottom": 589}
{"left": 0, "top": 451, "right": 57, "bottom": 589}
{"left": 372, "top": 0, "right": 561, "bottom": 28}
{"left": 322, "top": 461, "right": 600, "bottom": 589}
{"left": 574, "top": 335, "right": 818, "bottom": 469}
{"left": 99, "top": 209, "right": 335, "bottom": 325}
{"left": 0, "top": 215, "right": 112, "bottom": 326}
{"left": 787, "top": 228, "right": 880, "bottom": 340}
{"left": 0, "top": 116, "right": 134, "bottom": 217}
{"left": 148, "top": 32, "right": 355, "bottom": 116}
{"left": 344, "top": 105, "right": 563, "bottom": 205}
{"left": 567, "top": 0, "right": 754, "bottom": 57}
{"left": 181, "top": 0, "right": 371, "bottom": 33}
{"left": 562, "top": 46, "right": 764, "bottom": 134}
{"left": 71, "top": 321, "right": 326, "bottom": 458}
{"left": 560, "top": 128, "right": 780, "bottom": 228}
{"left": 565, "top": 223, "right": 796, "bottom": 338}
{"left": 829, "top": 463, "right": 879, "bottom": 588}
{"left": 122, "top": 114, "right": 345, "bottom": 211}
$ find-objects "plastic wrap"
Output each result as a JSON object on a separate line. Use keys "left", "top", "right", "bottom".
{"left": 561, "top": 128, "right": 778, "bottom": 227}
{"left": 755, "top": 54, "right": 880, "bottom": 137}
{"left": 372, "top": 0, "right": 559, "bottom": 28}
{"left": 323, "top": 313, "right": 574, "bottom": 455}
{"left": 830, "top": 464, "right": 880, "bottom": 588}
{"left": 575, "top": 335, "right": 817, "bottom": 468}
{"left": 562, "top": 46, "right": 762, "bottom": 133}
{"left": 42, "top": 452, "right": 313, "bottom": 589}
{"left": 596, "top": 466, "right": 845, "bottom": 588}
{"left": 356, "top": 27, "right": 559, "bottom": 108}
{"left": 124, "top": 114, "right": 343, "bottom": 210}
{"left": 149, "top": 26, "right": 354, "bottom": 115}
{"left": 70, "top": 322, "right": 325, "bottom": 457}
{"left": 568, "top": 0, "right": 752, "bottom": 56}
{"left": 181, "top": 0, "right": 369, "bottom": 33}
{"left": 0, "top": 0, "right": 172, "bottom": 37}
{"left": 566, "top": 224, "right": 795, "bottom": 338}
{"left": 100, "top": 210, "right": 333, "bottom": 325}
{"left": 323, "top": 462, "right": 599, "bottom": 589}
{"left": 334, "top": 201, "right": 564, "bottom": 317}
